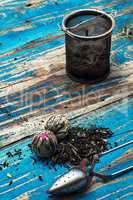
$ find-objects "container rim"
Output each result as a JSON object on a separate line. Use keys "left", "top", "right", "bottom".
{"left": 62, "top": 9, "right": 115, "bottom": 39}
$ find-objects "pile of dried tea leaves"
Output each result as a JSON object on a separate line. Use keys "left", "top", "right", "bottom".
{"left": 50, "top": 127, "right": 113, "bottom": 166}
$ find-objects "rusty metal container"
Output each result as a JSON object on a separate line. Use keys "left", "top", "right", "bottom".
{"left": 62, "top": 9, "right": 115, "bottom": 83}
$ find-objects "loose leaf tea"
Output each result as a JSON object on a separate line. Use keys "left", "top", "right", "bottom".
{"left": 50, "top": 127, "right": 113, "bottom": 166}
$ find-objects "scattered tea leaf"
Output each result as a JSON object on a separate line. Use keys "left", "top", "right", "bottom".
{"left": 32, "top": 158, "right": 37, "bottom": 165}
{"left": 3, "top": 161, "right": 9, "bottom": 168}
{"left": 7, "top": 173, "right": 13, "bottom": 178}
{"left": 8, "top": 180, "right": 13, "bottom": 186}
{"left": 25, "top": 3, "right": 33, "bottom": 7}
{"left": 38, "top": 175, "right": 43, "bottom": 181}
{"left": 25, "top": 19, "right": 31, "bottom": 23}
{"left": 114, "top": 142, "right": 118, "bottom": 147}
{"left": 28, "top": 144, "right": 32, "bottom": 149}
{"left": 6, "top": 152, "right": 13, "bottom": 158}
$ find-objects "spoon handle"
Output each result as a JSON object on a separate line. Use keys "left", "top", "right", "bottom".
{"left": 93, "top": 166, "right": 133, "bottom": 180}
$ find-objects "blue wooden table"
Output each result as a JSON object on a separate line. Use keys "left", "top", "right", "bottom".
{"left": 0, "top": 0, "right": 133, "bottom": 200}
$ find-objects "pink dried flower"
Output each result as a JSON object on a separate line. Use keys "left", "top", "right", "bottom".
{"left": 32, "top": 130, "right": 57, "bottom": 158}
{"left": 40, "top": 132, "right": 49, "bottom": 141}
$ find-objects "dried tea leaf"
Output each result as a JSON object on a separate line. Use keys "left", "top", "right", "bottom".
{"left": 3, "top": 161, "right": 9, "bottom": 168}
{"left": 38, "top": 175, "right": 43, "bottom": 181}
{"left": 7, "top": 173, "right": 13, "bottom": 178}
{"left": 8, "top": 180, "right": 13, "bottom": 186}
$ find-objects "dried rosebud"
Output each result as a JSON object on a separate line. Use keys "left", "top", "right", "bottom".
{"left": 45, "top": 114, "right": 70, "bottom": 141}
{"left": 32, "top": 131, "right": 57, "bottom": 158}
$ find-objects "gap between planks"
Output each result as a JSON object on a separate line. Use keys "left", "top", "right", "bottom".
{"left": 0, "top": 90, "right": 133, "bottom": 150}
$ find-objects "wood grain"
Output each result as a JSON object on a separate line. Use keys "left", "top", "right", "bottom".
{"left": 0, "top": 98, "right": 132, "bottom": 200}
{"left": 0, "top": 0, "right": 132, "bottom": 199}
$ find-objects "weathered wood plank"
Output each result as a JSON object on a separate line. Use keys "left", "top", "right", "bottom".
{"left": 0, "top": 98, "right": 132, "bottom": 200}
{"left": 0, "top": 1, "right": 132, "bottom": 136}
{"left": 0, "top": 58, "right": 132, "bottom": 144}
{"left": 0, "top": 90, "right": 133, "bottom": 148}
{"left": 0, "top": 0, "right": 132, "bottom": 86}
{"left": 0, "top": 0, "right": 132, "bottom": 147}
{"left": 0, "top": 0, "right": 132, "bottom": 199}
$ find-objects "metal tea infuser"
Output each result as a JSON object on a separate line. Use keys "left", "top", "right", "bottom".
{"left": 47, "top": 140, "right": 133, "bottom": 196}
{"left": 61, "top": 9, "right": 115, "bottom": 83}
